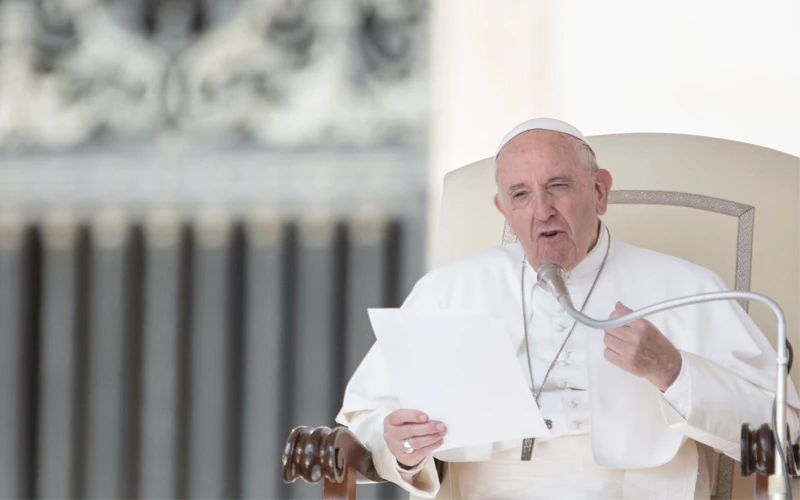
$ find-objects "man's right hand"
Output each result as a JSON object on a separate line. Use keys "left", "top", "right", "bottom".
{"left": 383, "top": 409, "right": 447, "bottom": 468}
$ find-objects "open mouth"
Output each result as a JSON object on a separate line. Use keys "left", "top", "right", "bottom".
{"left": 539, "top": 230, "right": 561, "bottom": 240}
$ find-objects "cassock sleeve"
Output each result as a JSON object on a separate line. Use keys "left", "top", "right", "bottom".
{"left": 340, "top": 409, "right": 440, "bottom": 498}
{"left": 661, "top": 352, "right": 690, "bottom": 418}
{"left": 644, "top": 267, "right": 800, "bottom": 462}
{"left": 658, "top": 351, "right": 800, "bottom": 460}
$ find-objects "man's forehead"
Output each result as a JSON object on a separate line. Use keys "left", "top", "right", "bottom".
{"left": 497, "top": 133, "right": 582, "bottom": 171}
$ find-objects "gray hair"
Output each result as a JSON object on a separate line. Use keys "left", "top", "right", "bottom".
{"left": 572, "top": 136, "right": 599, "bottom": 177}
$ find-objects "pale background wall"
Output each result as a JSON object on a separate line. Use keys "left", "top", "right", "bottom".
{"left": 429, "top": 0, "right": 800, "bottom": 257}
{"left": 429, "top": 1, "right": 800, "bottom": 497}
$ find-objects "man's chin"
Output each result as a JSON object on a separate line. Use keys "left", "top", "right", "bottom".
{"left": 523, "top": 241, "right": 578, "bottom": 270}
{"left": 530, "top": 254, "right": 576, "bottom": 272}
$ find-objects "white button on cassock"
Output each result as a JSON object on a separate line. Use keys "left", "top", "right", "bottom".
{"left": 556, "top": 324, "right": 567, "bottom": 332}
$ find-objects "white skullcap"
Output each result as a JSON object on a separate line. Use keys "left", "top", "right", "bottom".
{"left": 495, "top": 117, "right": 593, "bottom": 158}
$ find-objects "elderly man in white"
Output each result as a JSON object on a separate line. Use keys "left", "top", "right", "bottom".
{"left": 336, "top": 118, "right": 800, "bottom": 499}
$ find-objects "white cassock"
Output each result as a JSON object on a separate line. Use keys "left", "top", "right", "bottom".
{"left": 336, "top": 224, "right": 800, "bottom": 499}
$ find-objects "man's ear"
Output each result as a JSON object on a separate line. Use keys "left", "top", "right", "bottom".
{"left": 493, "top": 194, "right": 513, "bottom": 234}
{"left": 594, "top": 169, "right": 613, "bottom": 215}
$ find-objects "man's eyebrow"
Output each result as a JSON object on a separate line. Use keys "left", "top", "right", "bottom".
{"left": 509, "top": 176, "right": 573, "bottom": 191}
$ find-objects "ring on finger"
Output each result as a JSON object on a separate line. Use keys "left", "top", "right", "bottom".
{"left": 402, "top": 440, "right": 414, "bottom": 454}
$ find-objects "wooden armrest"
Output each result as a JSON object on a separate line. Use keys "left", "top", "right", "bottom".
{"left": 282, "top": 426, "right": 384, "bottom": 499}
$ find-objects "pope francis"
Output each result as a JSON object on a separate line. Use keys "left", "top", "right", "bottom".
{"left": 335, "top": 118, "right": 800, "bottom": 499}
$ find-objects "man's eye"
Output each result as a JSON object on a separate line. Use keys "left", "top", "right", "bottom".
{"left": 513, "top": 192, "right": 528, "bottom": 199}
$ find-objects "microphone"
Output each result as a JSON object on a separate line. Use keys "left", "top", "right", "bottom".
{"left": 536, "top": 261, "right": 794, "bottom": 498}
{"left": 536, "top": 263, "right": 574, "bottom": 310}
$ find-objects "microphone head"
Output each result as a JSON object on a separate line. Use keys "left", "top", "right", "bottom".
{"left": 536, "top": 263, "right": 574, "bottom": 308}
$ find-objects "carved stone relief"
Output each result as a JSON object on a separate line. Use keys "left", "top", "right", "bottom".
{"left": 0, "top": 0, "right": 428, "bottom": 151}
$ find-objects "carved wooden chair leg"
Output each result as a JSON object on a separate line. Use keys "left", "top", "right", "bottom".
{"left": 323, "top": 466, "right": 357, "bottom": 500}
{"left": 741, "top": 423, "right": 797, "bottom": 500}
{"left": 753, "top": 473, "right": 769, "bottom": 500}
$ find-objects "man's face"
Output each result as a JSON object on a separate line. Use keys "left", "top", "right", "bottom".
{"left": 493, "top": 130, "right": 612, "bottom": 271}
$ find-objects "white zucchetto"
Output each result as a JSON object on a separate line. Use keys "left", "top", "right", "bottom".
{"left": 495, "top": 117, "right": 593, "bottom": 158}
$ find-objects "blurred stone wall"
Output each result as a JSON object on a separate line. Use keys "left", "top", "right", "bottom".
{"left": 0, "top": 1, "right": 428, "bottom": 498}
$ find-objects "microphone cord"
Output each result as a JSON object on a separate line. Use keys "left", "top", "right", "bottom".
{"left": 772, "top": 398, "right": 792, "bottom": 499}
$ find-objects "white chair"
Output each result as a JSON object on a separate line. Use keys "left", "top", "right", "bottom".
{"left": 437, "top": 132, "right": 800, "bottom": 499}
{"left": 284, "top": 132, "right": 800, "bottom": 499}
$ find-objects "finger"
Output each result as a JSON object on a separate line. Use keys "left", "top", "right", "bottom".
{"left": 604, "top": 347, "right": 623, "bottom": 367}
{"left": 397, "top": 421, "right": 447, "bottom": 440}
{"left": 398, "top": 438, "right": 445, "bottom": 466}
{"left": 606, "top": 321, "right": 641, "bottom": 342}
{"left": 609, "top": 302, "right": 634, "bottom": 321}
{"left": 392, "top": 421, "right": 446, "bottom": 441}
{"left": 405, "top": 432, "right": 447, "bottom": 452}
{"left": 603, "top": 332, "right": 626, "bottom": 354}
{"left": 386, "top": 409, "right": 428, "bottom": 426}
{"left": 414, "top": 438, "right": 444, "bottom": 456}
{"left": 385, "top": 422, "right": 445, "bottom": 451}
{"left": 604, "top": 325, "right": 629, "bottom": 341}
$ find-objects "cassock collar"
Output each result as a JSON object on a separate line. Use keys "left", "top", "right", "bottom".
{"left": 524, "top": 221, "right": 610, "bottom": 284}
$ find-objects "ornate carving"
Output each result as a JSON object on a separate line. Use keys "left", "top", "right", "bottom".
{"left": 282, "top": 426, "right": 384, "bottom": 486}
{"left": 0, "top": 0, "right": 428, "bottom": 151}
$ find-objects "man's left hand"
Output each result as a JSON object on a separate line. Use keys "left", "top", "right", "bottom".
{"left": 604, "top": 301, "right": 683, "bottom": 392}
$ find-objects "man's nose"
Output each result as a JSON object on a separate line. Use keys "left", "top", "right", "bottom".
{"left": 531, "top": 192, "right": 556, "bottom": 221}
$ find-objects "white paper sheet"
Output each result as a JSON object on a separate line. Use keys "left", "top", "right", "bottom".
{"left": 368, "top": 308, "right": 551, "bottom": 452}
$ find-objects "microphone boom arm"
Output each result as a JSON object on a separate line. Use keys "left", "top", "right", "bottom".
{"left": 539, "top": 265, "right": 791, "bottom": 498}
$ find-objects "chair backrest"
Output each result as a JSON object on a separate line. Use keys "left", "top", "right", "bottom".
{"left": 436, "top": 133, "right": 800, "bottom": 499}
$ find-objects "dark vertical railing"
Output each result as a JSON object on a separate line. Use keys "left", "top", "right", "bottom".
{"left": 0, "top": 213, "right": 421, "bottom": 500}
{"left": 122, "top": 225, "right": 145, "bottom": 500}
{"left": 175, "top": 225, "right": 195, "bottom": 500}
